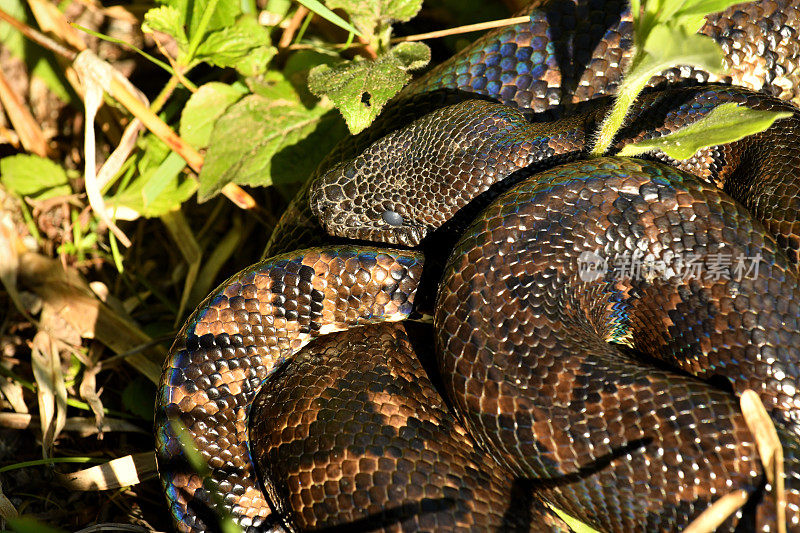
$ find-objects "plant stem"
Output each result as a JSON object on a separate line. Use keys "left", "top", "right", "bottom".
{"left": 184, "top": 0, "right": 221, "bottom": 64}
{"left": 590, "top": 78, "right": 645, "bottom": 156}
{"left": 590, "top": 52, "right": 652, "bottom": 156}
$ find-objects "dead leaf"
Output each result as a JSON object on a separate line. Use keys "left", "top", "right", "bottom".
{"left": 684, "top": 489, "right": 750, "bottom": 533}
{"left": 59, "top": 452, "right": 157, "bottom": 490}
{"left": 30, "top": 331, "right": 67, "bottom": 458}
{"left": 18, "top": 252, "right": 163, "bottom": 383}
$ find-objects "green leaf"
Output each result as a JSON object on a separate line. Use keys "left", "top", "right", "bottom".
{"left": 142, "top": 152, "right": 188, "bottom": 206}
{"left": 325, "top": 0, "right": 422, "bottom": 40}
{"left": 194, "top": 15, "right": 276, "bottom": 76}
{"left": 180, "top": 82, "right": 248, "bottom": 148}
{"left": 121, "top": 377, "right": 156, "bottom": 421}
{"left": 0, "top": 155, "right": 71, "bottom": 200}
{"left": 296, "top": 0, "right": 363, "bottom": 37}
{"left": 618, "top": 103, "right": 793, "bottom": 159}
{"left": 247, "top": 71, "right": 302, "bottom": 102}
{"left": 198, "top": 93, "right": 346, "bottom": 201}
{"left": 8, "top": 516, "right": 67, "bottom": 533}
{"left": 672, "top": 0, "right": 754, "bottom": 32}
{"left": 142, "top": 5, "right": 188, "bottom": 48}
{"left": 172, "top": 0, "right": 241, "bottom": 37}
{"left": 108, "top": 141, "right": 197, "bottom": 218}
{"left": 641, "top": 24, "right": 725, "bottom": 75}
{"left": 307, "top": 41, "right": 430, "bottom": 134}
{"left": 591, "top": 24, "right": 726, "bottom": 155}
{"left": 0, "top": 0, "right": 25, "bottom": 52}
{"left": 548, "top": 505, "right": 601, "bottom": 533}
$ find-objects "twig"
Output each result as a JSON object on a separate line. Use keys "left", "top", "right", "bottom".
{"left": 391, "top": 15, "right": 531, "bottom": 43}
{"left": 279, "top": 5, "right": 309, "bottom": 48}
{"left": 0, "top": 7, "right": 77, "bottom": 61}
{"left": 683, "top": 490, "right": 750, "bottom": 533}
{"left": 28, "top": 0, "right": 87, "bottom": 52}
{"left": 286, "top": 41, "right": 373, "bottom": 54}
{"left": 0, "top": 68, "right": 50, "bottom": 156}
{"left": 286, "top": 14, "right": 531, "bottom": 55}
{"left": 357, "top": 34, "right": 378, "bottom": 59}
{"left": 150, "top": 33, "right": 197, "bottom": 96}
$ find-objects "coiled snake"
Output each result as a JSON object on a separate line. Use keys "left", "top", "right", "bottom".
{"left": 155, "top": 0, "right": 800, "bottom": 531}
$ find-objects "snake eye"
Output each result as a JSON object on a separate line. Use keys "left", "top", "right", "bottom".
{"left": 381, "top": 209, "right": 404, "bottom": 226}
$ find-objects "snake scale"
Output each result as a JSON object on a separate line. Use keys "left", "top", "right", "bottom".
{"left": 155, "top": 0, "right": 800, "bottom": 531}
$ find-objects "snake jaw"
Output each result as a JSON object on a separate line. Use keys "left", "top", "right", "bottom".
{"left": 322, "top": 217, "right": 426, "bottom": 247}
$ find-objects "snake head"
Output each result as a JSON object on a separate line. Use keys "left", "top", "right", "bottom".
{"left": 309, "top": 157, "right": 429, "bottom": 247}
{"left": 310, "top": 99, "right": 543, "bottom": 248}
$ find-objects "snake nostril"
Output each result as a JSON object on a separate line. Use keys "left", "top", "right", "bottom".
{"left": 382, "top": 210, "right": 404, "bottom": 226}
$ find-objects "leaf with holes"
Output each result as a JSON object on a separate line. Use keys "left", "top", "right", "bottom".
{"left": 308, "top": 41, "right": 430, "bottom": 134}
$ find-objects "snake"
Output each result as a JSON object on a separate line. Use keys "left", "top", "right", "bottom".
{"left": 155, "top": 0, "right": 800, "bottom": 531}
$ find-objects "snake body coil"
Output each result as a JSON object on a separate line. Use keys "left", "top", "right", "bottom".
{"left": 156, "top": 0, "right": 800, "bottom": 531}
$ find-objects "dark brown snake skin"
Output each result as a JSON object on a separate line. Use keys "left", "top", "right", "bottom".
{"left": 250, "top": 323, "right": 572, "bottom": 532}
{"left": 155, "top": 0, "right": 800, "bottom": 531}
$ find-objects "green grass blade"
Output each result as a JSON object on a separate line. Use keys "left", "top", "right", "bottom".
{"left": 0, "top": 457, "right": 101, "bottom": 474}
{"left": 7, "top": 516, "right": 67, "bottom": 533}
{"left": 295, "top": 0, "right": 363, "bottom": 37}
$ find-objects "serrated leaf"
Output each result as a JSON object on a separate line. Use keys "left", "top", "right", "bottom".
{"left": 593, "top": 0, "right": 750, "bottom": 155}
{"left": 142, "top": 5, "right": 188, "bottom": 47}
{"left": 618, "top": 103, "right": 793, "bottom": 159}
{"left": 172, "top": 0, "right": 241, "bottom": 37}
{"left": 198, "top": 94, "right": 345, "bottom": 201}
{"left": 307, "top": 41, "right": 430, "bottom": 134}
{"left": 180, "top": 82, "right": 248, "bottom": 148}
{"left": 194, "top": 15, "right": 276, "bottom": 76}
{"left": 0, "top": 155, "right": 71, "bottom": 200}
{"left": 325, "top": 0, "right": 421, "bottom": 39}
{"left": 631, "top": 0, "right": 741, "bottom": 53}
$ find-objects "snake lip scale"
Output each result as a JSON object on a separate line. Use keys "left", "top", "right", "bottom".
{"left": 156, "top": 0, "right": 800, "bottom": 531}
